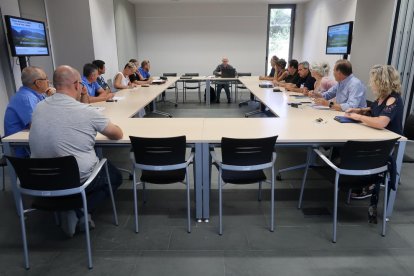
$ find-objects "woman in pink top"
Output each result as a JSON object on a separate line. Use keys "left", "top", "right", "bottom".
{"left": 310, "top": 62, "right": 337, "bottom": 93}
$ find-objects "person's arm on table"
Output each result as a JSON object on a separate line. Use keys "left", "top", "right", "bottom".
{"left": 101, "top": 121, "right": 123, "bottom": 140}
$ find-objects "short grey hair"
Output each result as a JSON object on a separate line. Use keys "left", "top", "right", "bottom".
{"left": 299, "top": 61, "right": 310, "bottom": 69}
{"left": 311, "top": 62, "right": 330, "bottom": 77}
{"left": 21, "top": 66, "right": 43, "bottom": 87}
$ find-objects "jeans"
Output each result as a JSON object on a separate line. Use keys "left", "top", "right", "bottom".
{"left": 216, "top": 83, "right": 231, "bottom": 101}
{"left": 85, "top": 160, "right": 122, "bottom": 212}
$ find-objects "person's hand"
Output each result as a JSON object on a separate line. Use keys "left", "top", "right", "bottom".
{"left": 272, "top": 80, "right": 278, "bottom": 86}
{"left": 309, "top": 91, "right": 322, "bottom": 98}
{"left": 106, "top": 93, "right": 114, "bottom": 100}
{"left": 345, "top": 108, "right": 360, "bottom": 114}
{"left": 45, "top": 87, "right": 56, "bottom": 96}
{"left": 344, "top": 112, "right": 361, "bottom": 121}
{"left": 302, "top": 87, "right": 309, "bottom": 95}
{"left": 259, "top": 76, "right": 266, "bottom": 80}
{"left": 314, "top": 98, "right": 329, "bottom": 106}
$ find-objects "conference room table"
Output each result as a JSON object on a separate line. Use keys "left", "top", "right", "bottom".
{"left": 3, "top": 76, "right": 406, "bottom": 221}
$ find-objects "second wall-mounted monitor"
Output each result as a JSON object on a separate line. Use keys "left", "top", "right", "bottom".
{"left": 326, "top": 21, "right": 353, "bottom": 55}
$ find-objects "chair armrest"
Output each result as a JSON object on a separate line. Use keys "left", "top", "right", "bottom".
{"left": 80, "top": 158, "right": 108, "bottom": 190}
{"left": 314, "top": 149, "right": 340, "bottom": 172}
{"left": 185, "top": 152, "right": 195, "bottom": 166}
{"left": 210, "top": 150, "right": 222, "bottom": 167}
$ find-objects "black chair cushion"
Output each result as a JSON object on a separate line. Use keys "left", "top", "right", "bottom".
{"left": 31, "top": 195, "right": 83, "bottom": 211}
{"left": 141, "top": 169, "right": 186, "bottom": 184}
{"left": 222, "top": 169, "right": 267, "bottom": 184}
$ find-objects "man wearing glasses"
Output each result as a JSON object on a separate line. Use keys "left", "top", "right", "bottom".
{"left": 4, "top": 66, "right": 57, "bottom": 157}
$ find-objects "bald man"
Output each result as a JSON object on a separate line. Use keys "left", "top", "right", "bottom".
{"left": 213, "top": 57, "right": 235, "bottom": 103}
{"left": 4, "top": 66, "right": 54, "bottom": 156}
{"left": 29, "top": 65, "right": 123, "bottom": 237}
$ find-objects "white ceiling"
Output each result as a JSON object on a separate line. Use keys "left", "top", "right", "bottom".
{"left": 129, "top": 0, "right": 310, "bottom": 4}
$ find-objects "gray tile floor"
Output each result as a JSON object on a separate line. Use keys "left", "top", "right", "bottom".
{"left": 1, "top": 90, "right": 414, "bottom": 275}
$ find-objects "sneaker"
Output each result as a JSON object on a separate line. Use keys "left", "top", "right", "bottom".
{"left": 351, "top": 186, "right": 373, "bottom": 200}
{"left": 78, "top": 214, "right": 96, "bottom": 232}
{"left": 60, "top": 210, "right": 78, "bottom": 238}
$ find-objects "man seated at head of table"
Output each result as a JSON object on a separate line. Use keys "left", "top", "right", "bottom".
{"left": 82, "top": 63, "right": 114, "bottom": 103}
{"left": 310, "top": 59, "right": 366, "bottom": 111}
{"left": 29, "top": 65, "right": 123, "bottom": 237}
{"left": 129, "top": 58, "right": 152, "bottom": 86}
{"left": 283, "top": 61, "right": 316, "bottom": 94}
{"left": 92, "top": 59, "right": 112, "bottom": 92}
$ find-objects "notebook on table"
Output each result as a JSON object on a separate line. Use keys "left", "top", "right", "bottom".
{"left": 334, "top": 116, "right": 360, "bottom": 123}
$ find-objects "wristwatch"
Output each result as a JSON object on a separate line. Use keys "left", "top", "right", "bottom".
{"left": 329, "top": 101, "right": 334, "bottom": 108}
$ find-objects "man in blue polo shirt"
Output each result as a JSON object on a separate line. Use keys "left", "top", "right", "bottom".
{"left": 138, "top": 60, "right": 152, "bottom": 81}
{"left": 4, "top": 66, "right": 52, "bottom": 157}
{"left": 82, "top": 63, "right": 113, "bottom": 103}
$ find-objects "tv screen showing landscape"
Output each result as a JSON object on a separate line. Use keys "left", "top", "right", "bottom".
{"left": 5, "top": 15, "right": 49, "bottom": 56}
{"left": 326, "top": 21, "right": 353, "bottom": 55}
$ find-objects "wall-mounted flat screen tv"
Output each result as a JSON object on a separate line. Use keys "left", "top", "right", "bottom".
{"left": 4, "top": 15, "right": 50, "bottom": 56}
{"left": 326, "top": 21, "right": 353, "bottom": 55}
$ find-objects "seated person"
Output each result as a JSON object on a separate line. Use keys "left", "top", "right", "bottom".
{"left": 92, "top": 59, "right": 112, "bottom": 92}
{"left": 29, "top": 65, "right": 123, "bottom": 237}
{"left": 275, "top": 59, "right": 288, "bottom": 82}
{"left": 311, "top": 60, "right": 366, "bottom": 111}
{"left": 284, "top": 61, "right": 316, "bottom": 93}
{"left": 82, "top": 63, "right": 113, "bottom": 103}
{"left": 259, "top": 55, "right": 279, "bottom": 81}
{"left": 344, "top": 64, "right": 403, "bottom": 223}
{"left": 138, "top": 60, "right": 153, "bottom": 82}
{"left": 4, "top": 66, "right": 55, "bottom": 157}
{"left": 275, "top": 59, "right": 300, "bottom": 87}
{"left": 309, "top": 62, "right": 337, "bottom": 93}
{"left": 213, "top": 57, "right": 236, "bottom": 103}
{"left": 129, "top": 58, "right": 151, "bottom": 85}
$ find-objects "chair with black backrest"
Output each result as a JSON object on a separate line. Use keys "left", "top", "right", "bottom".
{"left": 298, "top": 138, "right": 399, "bottom": 243}
{"left": 182, "top": 73, "right": 201, "bottom": 103}
{"left": 129, "top": 135, "right": 194, "bottom": 233}
{"left": 0, "top": 135, "right": 7, "bottom": 191}
{"left": 211, "top": 136, "right": 278, "bottom": 235}
{"left": 5, "top": 155, "right": 118, "bottom": 269}
{"left": 159, "top": 73, "right": 178, "bottom": 107}
{"left": 235, "top": 72, "right": 251, "bottom": 103}
{"left": 403, "top": 113, "right": 414, "bottom": 163}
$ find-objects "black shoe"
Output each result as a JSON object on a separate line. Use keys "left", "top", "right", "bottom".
{"left": 216, "top": 100, "right": 220, "bottom": 103}
{"left": 227, "top": 99, "right": 231, "bottom": 104}
{"left": 368, "top": 205, "right": 377, "bottom": 224}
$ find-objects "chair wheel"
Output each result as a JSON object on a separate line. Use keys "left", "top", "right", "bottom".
{"left": 276, "top": 173, "right": 282, "bottom": 181}
{"left": 168, "top": 115, "right": 173, "bottom": 118}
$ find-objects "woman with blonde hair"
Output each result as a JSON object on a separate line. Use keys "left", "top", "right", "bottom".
{"left": 113, "top": 62, "right": 138, "bottom": 91}
{"left": 310, "top": 62, "right": 336, "bottom": 93}
{"left": 259, "top": 55, "right": 279, "bottom": 80}
{"left": 345, "top": 64, "right": 403, "bottom": 222}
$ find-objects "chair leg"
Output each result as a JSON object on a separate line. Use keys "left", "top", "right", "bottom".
{"left": 218, "top": 170, "right": 223, "bottom": 235}
{"left": 198, "top": 85, "right": 201, "bottom": 103}
{"left": 346, "top": 189, "right": 352, "bottom": 204}
{"left": 2, "top": 167, "right": 5, "bottom": 191}
{"left": 105, "top": 163, "right": 118, "bottom": 226}
{"left": 270, "top": 167, "right": 275, "bottom": 232}
{"left": 258, "top": 181, "right": 262, "bottom": 201}
{"left": 332, "top": 173, "right": 339, "bottom": 243}
{"left": 382, "top": 176, "right": 389, "bottom": 237}
{"left": 186, "top": 167, "right": 191, "bottom": 233}
{"left": 18, "top": 197, "right": 30, "bottom": 270}
{"left": 133, "top": 171, "right": 139, "bottom": 233}
{"left": 298, "top": 147, "right": 313, "bottom": 209}
{"left": 81, "top": 192, "right": 93, "bottom": 269}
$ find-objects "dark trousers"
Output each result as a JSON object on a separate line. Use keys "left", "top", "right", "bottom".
{"left": 216, "top": 83, "right": 231, "bottom": 101}
{"left": 85, "top": 161, "right": 122, "bottom": 212}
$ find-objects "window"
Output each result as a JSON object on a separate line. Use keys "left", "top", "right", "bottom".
{"left": 266, "top": 5, "right": 296, "bottom": 75}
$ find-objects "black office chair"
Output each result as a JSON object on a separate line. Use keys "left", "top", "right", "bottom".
{"left": 129, "top": 135, "right": 194, "bottom": 234}
{"left": 403, "top": 113, "right": 414, "bottom": 163}
{"left": 182, "top": 73, "right": 201, "bottom": 103}
{"left": 6, "top": 156, "right": 119, "bottom": 269}
{"left": 159, "top": 73, "right": 178, "bottom": 107}
{"left": 211, "top": 136, "right": 278, "bottom": 235}
{"left": 298, "top": 138, "right": 399, "bottom": 243}
{"left": 0, "top": 135, "right": 6, "bottom": 191}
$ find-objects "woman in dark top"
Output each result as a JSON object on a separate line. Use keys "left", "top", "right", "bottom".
{"left": 259, "top": 55, "right": 278, "bottom": 81}
{"left": 344, "top": 64, "right": 403, "bottom": 223}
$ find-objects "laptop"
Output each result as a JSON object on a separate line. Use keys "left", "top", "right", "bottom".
{"left": 221, "top": 68, "right": 236, "bottom": 78}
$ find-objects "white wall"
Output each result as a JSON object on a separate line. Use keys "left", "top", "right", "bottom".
{"left": 135, "top": 3, "right": 268, "bottom": 76}
{"left": 296, "top": 0, "right": 357, "bottom": 75}
{"left": 0, "top": 0, "right": 21, "bottom": 136}
{"left": 89, "top": 0, "right": 119, "bottom": 80}
{"left": 352, "top": 0, "right": 396, "bottom": 100}
{"left": 114, "top": 0, "right": 138, "bottom": 70}
{"left": 45, "top": 0, "right": 95, "bottom": 73}
{"left": 19, "top": 0, "right": 54, "bottom": 79}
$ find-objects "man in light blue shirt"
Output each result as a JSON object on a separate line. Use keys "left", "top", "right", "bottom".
{"left": 138, "top": 60, "right": 152, "bottom": 80}
{"left": 82, "top": 63, "right": 113, "bottom": 103}
{"left": 313, "top": 60, "right": 366, "bottom": 111}
{"left": 4, "top": 66, "right": 51, "bottom": 156}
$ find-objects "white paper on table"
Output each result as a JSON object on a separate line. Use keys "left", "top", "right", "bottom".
{"left": 311, "top": 105, "right": 330, "bottom": 110}
{"left": 113, "top": 96, "right": 125, "bottom": 101}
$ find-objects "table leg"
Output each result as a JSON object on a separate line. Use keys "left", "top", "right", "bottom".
{"left": 387, "top": 140, "right": 406, "bottom": 217}
{"left": 194, "top": 143, "right": 203, "bottom": 220}
{"left": 206, "top": 79, "right": 211, "bottom": 106}
{"left": 202, "top": 143, "right": 211, "bottom": 221}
